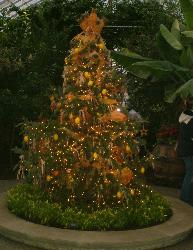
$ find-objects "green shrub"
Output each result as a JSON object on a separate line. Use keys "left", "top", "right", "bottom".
{"left": 7, "top": 183, "right": 172, "bottom": 231}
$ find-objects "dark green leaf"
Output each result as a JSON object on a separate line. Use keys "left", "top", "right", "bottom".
{"left": 160, "top": 24, "right": 183, "bottom": 50}
{"left": 167, "top": 78, "right": 193, "bottom": 102}
{"left": 180, "top": 0, "right": 193, "bottom": 30}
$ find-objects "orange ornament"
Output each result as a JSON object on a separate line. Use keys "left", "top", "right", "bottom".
{"left": 52, "top": 170, "right": 59, "bottom": 176}
{"left": 110, "top": 110, "right": 128, "bottom": 122}
{"left": 66, "top": 92, "right": 75, "bottom": 102}
{"left": 119, "top": 167, "right": 133, "bottom": 185}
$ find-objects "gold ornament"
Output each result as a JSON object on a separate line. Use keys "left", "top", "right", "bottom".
{"left": 97, "top": 43, "right": 105, "bottom": 49}
{"left": 126, "top": 145, "right": 132, "bottom": 156}
{"left": 50, "top": 95, "right": 55, "bottom": 102}
{"left": 84, "top": 72, "right": 91, "bottom": 79}
{"left": 56, "top": 102, "right": 62, "bottom": 109}
{"left": 102, "top": 89, "right": 108, "bottom": 95}
{"left": 23, "top": 135, "right": 29, "bottom": 143}
{"left": 126, "top": 145, "right": 131, "bottom": 152}
{"left": 117, "top": 191, "right": 123, "bottom": 199}
{"left": 75, "top": 117, "right": 80, "bottom": 124}
{"left": 140, "top": 167, "right": 145, "bottom": 174}
{"left": 69, "top": 113, "right": 74, "bottom": 120}
{"left": 93, "top": 152, "right": 98, "bottom": 159}
{"left": 53, "top": 133, "right": 59, "bottom": 141}
{"left": 74, "top": 48, "right": 80, "bottom": 53}
{"left": 88, "top": 80, "right": 94, "bottom": 86}
{"left": 130, "top": 189, "right": 135, "bottom": 196}
{"left": 46, "top": 175, "right": 52, "bottom": 182}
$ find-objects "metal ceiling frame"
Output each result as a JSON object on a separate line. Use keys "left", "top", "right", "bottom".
{"left": 0, "top": 0, "right": 42, "bottom": 17}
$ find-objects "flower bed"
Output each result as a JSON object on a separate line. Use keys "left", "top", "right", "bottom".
{"left": 7, "top": 183, "right": 172, "bottom": 231}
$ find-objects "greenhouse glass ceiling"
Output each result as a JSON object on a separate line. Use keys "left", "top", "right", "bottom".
{"left": 0, "top": 0, "right": 42, "bottom": 16}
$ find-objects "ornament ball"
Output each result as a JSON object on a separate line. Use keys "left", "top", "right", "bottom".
{"left": 93, "top": 152, "right": 98, "bottom": 159}
{"left": 75, "top": 117, "right": 80, "bottom": 124}
{"left": 23, "top": 135, "right": 29, "bottom": 143}
{"left": 53, "top": 133, "right": 59, "bottom": 141}
{"left": 140, "top": 167, "right": 145, "bottom": 174}
{"left": 117, "top": 191, "right": 123, "bottom": 199}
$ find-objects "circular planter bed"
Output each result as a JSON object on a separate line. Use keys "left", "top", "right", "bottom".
{"left": 7, "top": 183, "right": 172, "bottom": 231}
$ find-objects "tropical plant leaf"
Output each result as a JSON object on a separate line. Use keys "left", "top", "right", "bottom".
{"left": 187, "top": 46, "right": 193, "bottom": 64}
{"left": 129, "top": 67, "right": 151, "bottom": 79}
{"left": 181, "top": 30, "right": 193, "bottom": 38}
{"left": 180, "top": 46, "right": 193, "bottom": 67}
{"left": 133, "top": 60, "right": 172, "bottom": 72}
{"left": 156, "top": 32, "right": 181, "bottom": 64}
{"left": 166, "top": 78, "right": 193, "bottom": 103}
{"left": 119, "top": 49, "right": 152, "bottom": 61}
{"left": 160, "top": 24, "right": 183, "bottom": 50}
{"left": 111, "top": 51, "right": 151, "bottom": 79}
{"left": 132, "top": 60, "right": 189, "bottom": 73}
{"left": 111, "top": 51, "right": 150, "bottom": 65}
{"left": 171, "top": 19, "right": 181, "bottom": 41}
{"left": 180, "top": 0, "right": 193, "bottom": 30}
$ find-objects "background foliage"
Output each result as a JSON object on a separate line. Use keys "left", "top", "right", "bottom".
{"left": 0, "top": 0, "right": 181, "bottom": 177}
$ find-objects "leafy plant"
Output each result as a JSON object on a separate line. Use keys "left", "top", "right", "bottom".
{"left": 111, "top": 0, "right": 193, "bottom": 103}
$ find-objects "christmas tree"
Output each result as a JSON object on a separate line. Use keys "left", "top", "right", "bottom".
{"left": 19, "top": 11, "right": 149, "bottom": 210}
